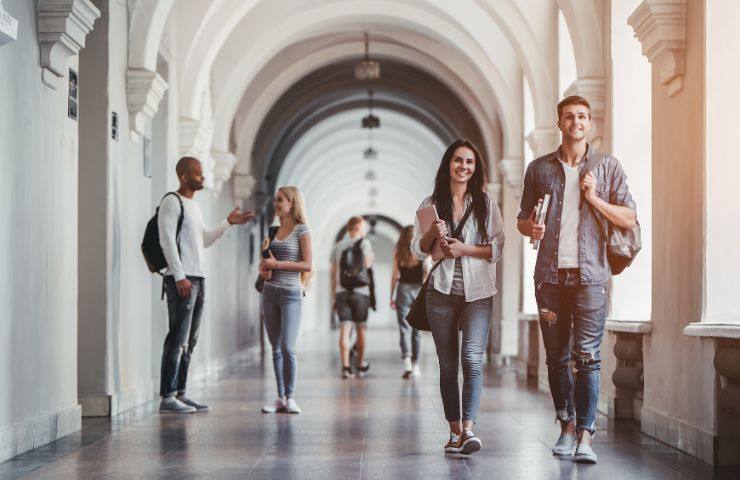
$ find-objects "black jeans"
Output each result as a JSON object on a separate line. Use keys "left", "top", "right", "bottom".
{"left": 160, "top": 276, "right": 205, "bottom": 398}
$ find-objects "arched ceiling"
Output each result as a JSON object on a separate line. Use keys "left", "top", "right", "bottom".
{"left": 276, "top": 108, "right": 446, "bottom": 264}
{"left": 248, "top": 58, "right": 486, "bottom": 196}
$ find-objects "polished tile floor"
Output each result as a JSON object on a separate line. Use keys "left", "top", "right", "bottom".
{"left": 2, "top": 328, "right": 738, "bottom": 479}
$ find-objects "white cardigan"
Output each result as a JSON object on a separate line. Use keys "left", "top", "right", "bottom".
{"left": 411, "top": 192, "right": 505, "bottom": 302}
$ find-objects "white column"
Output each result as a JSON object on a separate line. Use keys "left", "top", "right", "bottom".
{"left": 684, "top": 0, "right": 740, "bottom": 338}
{"left": 609, "top": 0, "right": 652, "bottom": 327}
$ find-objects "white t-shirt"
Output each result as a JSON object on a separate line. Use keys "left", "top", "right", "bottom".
{"left": 558, "top": 162, "right": 580, "bottom": 269}
{"left": 332, "top": 236, "right": 373, "bottom": 296}
{"left": 158, "top": 193, "right": 231, "bottom": 281}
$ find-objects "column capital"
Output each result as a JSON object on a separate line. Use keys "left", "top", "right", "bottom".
{"left": 497, "top": 158, "right": 523, "bottom": 189}
{"left": 126, "top": 69, "right": 168, "bottom": 143}
{"left": 564, "top": 78, "right": 605, "bottom": 149}
{"left": 178, "top": 116, "right": 209, "bottom": 158}
{"left": 525, "top": 128, "right": 560, "bottom": 158}
{"left": 628, "top": 0, "right": 687, "bottom": 97}
{"left": 0, "top": 2, "right": 19, "bottom": 46}
{"left": 486, "top": 181, "right": 502, "bottom": 204}
{"left": 232, "top": 173, "right": 258, "bottom": 201}
{"left": 37, "top": 0, "right": 100, "bottom": 89}
{"left": 211, "top": 151, "right": 237, "bottom": 194}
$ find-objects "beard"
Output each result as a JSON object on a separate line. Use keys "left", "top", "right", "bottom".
{"left": 188, "top": 179, "right": 204, "bottom": 190}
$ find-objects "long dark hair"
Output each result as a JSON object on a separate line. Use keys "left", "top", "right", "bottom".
{"left": 431, "top": 139, "right": 489, "bottom": 244}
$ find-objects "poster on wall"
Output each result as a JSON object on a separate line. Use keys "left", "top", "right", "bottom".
{"left": 68, "top": 69, "right": 78, "bottom": 121}
{"left": 111, "top": 112, "right": 118, "bottom": 140}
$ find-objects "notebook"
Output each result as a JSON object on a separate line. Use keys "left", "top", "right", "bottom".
{"left": 416, "top": 204, "right": 445, "bottom": 261}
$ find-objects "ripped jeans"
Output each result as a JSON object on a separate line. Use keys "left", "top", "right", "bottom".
{"left": 535, "top": 269, "right": 608, "bottom": 434}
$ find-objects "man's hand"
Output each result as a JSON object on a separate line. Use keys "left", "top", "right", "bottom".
{"left": 176, "top": 278, "right": 192, "bottom": 298}
{"left": 521, "top": 208, "right": 545, "bottom": 240}
{"left": 441, "top": 237, "right": 467, "bottom": 259}
{"left": 227, "top": 207, "right": 255, "bottom": 225}
{"left": 260, "top": 251, "right": 279, "bottom": 271}
{"left": 581, "top": 172, "right": 598, "bottom": 203}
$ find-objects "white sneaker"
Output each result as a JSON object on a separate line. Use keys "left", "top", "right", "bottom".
{"left": 411, "top": 362, "right": 421, "bottom": 378}
{"left": 402, "top": 357, "right": 413, "bottom": 379}
{"left": 261, "top": 397, "right": 287, "bottom": 413}
{"left": 285, "top": 398, "right": 302, "bottom": 414}
{"left": 159, "top": 397, "right": 196, "bottom": 414}
{"left": 574, "top": 442, "right": 598, "bottom": 463}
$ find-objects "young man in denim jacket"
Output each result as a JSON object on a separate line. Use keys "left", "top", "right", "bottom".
{"left": 517, "top": 96, "right": 637, "bottom": 463}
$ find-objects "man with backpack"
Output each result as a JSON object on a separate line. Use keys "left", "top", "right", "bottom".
{"left": 331, "top": 216, "right": 374, "bottom": 379}
{"left": 156, "top": 156, "right": 254, "bottom": 413}
{"left": 517, "top": 96, "right": 638, "bottom": 463}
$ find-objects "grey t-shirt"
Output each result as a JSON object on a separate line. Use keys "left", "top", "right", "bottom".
{"left": 332, "top": 236, "right": 373, "bottom": 296}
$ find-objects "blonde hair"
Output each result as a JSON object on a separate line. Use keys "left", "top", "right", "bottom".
{"left": 276, "top": 186, "right": 313, "bottom": 289}
{"left": 394, "top": 225, "right": 419, "bottom": 268}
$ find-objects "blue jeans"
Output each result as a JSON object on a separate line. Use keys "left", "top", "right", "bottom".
{"left": 160, "top": 276, "right": 205, "bottom": 398}
{"left": 535, "top": 269, "right": 608, "bottom": 434}
{"left": 426, "top": 288, "right": 492, "bottom": 422}
{"left": 262, "top": 282, "right": 302, "bottom": 398}
{"left": 396, "top": 283, "right": 421, "bottom": 361}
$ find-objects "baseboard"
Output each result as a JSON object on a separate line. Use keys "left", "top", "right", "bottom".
{"left": 641, "top": 405, "right": 716, "bottom": 465}
{"left": 79, "top": 345, "right": 261, "bottom": 418}
{"left": 0, "top": 404, "right": 81, "bottom": 463}
{"left": 79, "top": 383, "right": 162, "bottom": 418}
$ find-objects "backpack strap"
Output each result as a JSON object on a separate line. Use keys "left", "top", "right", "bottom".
{"left": 579, "top": 152, "right": 610, "bottom": 242}
{"left": 162, "top": 192, "right": 185, "bottom": 256}
{"left": 160, "top": 192, "right": 185, "bottom": 299}
{"left": 267, "top": 226, "right": 279, "bottom": 242}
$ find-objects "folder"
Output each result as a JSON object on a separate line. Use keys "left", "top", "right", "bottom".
{"left": 416, "top": 204, "right": 445, "bottom": 261}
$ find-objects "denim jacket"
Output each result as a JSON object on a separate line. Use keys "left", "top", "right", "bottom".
{"left": 411, "top": 192, "right": 505, "bottom": 302}
{"left": 518, "top": 146, "right": 636, "bottom": 285}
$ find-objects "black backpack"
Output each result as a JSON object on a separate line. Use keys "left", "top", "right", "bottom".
{"left": 339, "top": 239, "right": 370, "bottom": 291}
{"left": 141, "top": 192, "right": 184, "bottom": 274}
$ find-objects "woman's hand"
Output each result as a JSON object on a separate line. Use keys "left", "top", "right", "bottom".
{"left": 260, "top": 251, "right": 279, "bottom": 271}
{"left": 426, "top": 219, "right": 448, "bottom": 239}
{"left": 390, "top": 300, "right": 397, "bottom": 310}
{"left": 440, "top": 237, "right": 467, "bottom": 259}
{"left": 259, "top": 268, "right": 272, "bottom": 281}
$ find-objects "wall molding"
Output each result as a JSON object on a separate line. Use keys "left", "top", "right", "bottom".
{"left": 37, "top": 0, "right": 100, "bottom": 88}
{"left": 606, "top": 318, "right": 651, "bottom": 334}
{"left": 683, "top": 322, "right": 740, "bottom": 339}
{"left": 126, "top": 68, "right": 168, "bottom": 142}
{"left": 233, "top": 173, "right": 258, "bottom": 201}
{"left": 628, "top": 0, "right": 687, "bottom": 97}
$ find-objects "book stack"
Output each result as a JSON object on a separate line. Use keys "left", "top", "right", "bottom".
{"left": 530, "top": 194, "right": 551, "bottom": 250}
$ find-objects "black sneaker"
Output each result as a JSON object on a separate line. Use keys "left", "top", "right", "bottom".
{"left": 342, "top": 366, "right": 355, "bottom": 379}
{"left": 459, "top": 429, "right": 482, "bottom": 455}
{"left": 357, "top": 363, "right": 370, "bottom": 378}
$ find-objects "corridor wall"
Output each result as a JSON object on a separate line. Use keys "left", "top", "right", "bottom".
{"left": 0, "top": 0, "right": 82, "bottom": 461}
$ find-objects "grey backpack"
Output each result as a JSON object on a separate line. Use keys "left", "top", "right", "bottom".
{"left": 583, "top": 153, "right": 642, "bottom": 275}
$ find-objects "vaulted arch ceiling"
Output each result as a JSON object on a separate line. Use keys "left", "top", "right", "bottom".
{"left": 248, "top": 58, "right": 487, "bottom": 198}
{"left": 276, "top": 108, "right": 446, "bottom": 264}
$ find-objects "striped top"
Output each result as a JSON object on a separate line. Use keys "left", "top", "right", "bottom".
{"left": 448, "top": 219, "right": 465, "bottom": 296}
{"left": 267, "top": 223, "right": 310, "bottom": 288}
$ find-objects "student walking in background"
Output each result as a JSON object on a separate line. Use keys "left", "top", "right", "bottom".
{"left": 390, "top": 225, "right": 427, "bottom": 379}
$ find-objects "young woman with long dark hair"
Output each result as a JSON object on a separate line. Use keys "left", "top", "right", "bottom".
{"left": 411, "top": 139, "right": 505, "bottom": 455}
